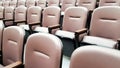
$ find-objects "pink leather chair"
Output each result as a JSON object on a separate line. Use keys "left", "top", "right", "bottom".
{"left": 99, "top": 0, "right": 120, "bottom": 7}
{"left": 9, "top": 1, "right": 17, "bottom": 8}
{"left": 36, "top": 0, "right": 46, "bottom": 9}
{"left": 3, "top": 33, "right": 63, "bottom": 68}
{"left": 77, "top": 0, "right": 97, "bottom": 11}
{"left": 14, "top": 6, "right": 27, "bottom": 26}
{"left": 81, "top": 6, "right": 120, "bottom": 49}
{"left": 17, "top": 0, "right": 26, "bottom": 7}
{"left": 61, "top": 0, "right": 76, "bottom": 15}
{"left": 20, "top": 6, "right": 42, "bottom": 32}
{"left": 3, "top": 6, "right": 14, "bottom": 27}
{"left": 0, "top": 6, "right": 4, "bottom": 20}
{"left": 0, "top": 26, "right": 25, "bottom": 67}
{"left": 70, "top": 46, "right": 120, "bottom": 68}
{"left": 33, "top": 6, "right": 60, "bottom": 33}
{"left": 0, "top": 1, "right": 2, "bottom": 6}
{"left": 26, "top": 0, "right": 35, "bottom": 8}
{"left": 55, "top": 7, "right": 88, "bottom": 49}
{"left": 2, "top": 1, "right": 9, "bottom": 8}
{"left": 47, "top": 0, "right": 59, "bottom": 6}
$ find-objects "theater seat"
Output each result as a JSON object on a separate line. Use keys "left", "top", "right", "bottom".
{"left": 80, "top": 6, "right": 120, "bottom": 49}
{"left": 33, "top": 6, "right": 60, "bottom": 34}
{"left": 55, "top": 7, "right": 88, "bottom": 49}
{"left": 36, "top": 0, "right": 46, "bottom": 9}
{"left": 47, "top": 0, "right": 59, "bottom": 6}
{"left": 70, "top": 46, "right": 120, "bottom": 68}
{"left": 99, "top": 0, "right": 120, "bottom": 6}
{"left": 0, "top": 26, "right": 25, "bottom": 67}
{"left": 4, "top": 33, "right": 63, "bottom": 68}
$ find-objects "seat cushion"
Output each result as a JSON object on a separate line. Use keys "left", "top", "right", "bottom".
{"left": 19, "top": 25, "right": 30, "bottom": 30}
{"left": 82, "top": 36, "right": 117, "bottom": 48}
{"left": 55, "top": 30, "right": 75, "bottom": 39}
{"left": 34, "top": 27, "right": 49, "bottom": 33}
{"left": 0, "top": 64, "right": 4, "bottom": 68}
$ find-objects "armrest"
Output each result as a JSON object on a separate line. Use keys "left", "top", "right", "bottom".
{"left": 48, "top": 24, "right": 60, "bottom": 33}
{"left": 75, "top": 28, "right": 88, "bottom": 36}
{"left": 3, "top": 19, "right": 13, "bottom": 22}
{"left": 4, "top": 61, "right": 22, "bottom": 68}
{"left": 29, "top": 22, "right": 41, "bottom": 27}
{"left": 0, "top": 18, "right": 4, "bottom": 20}
{"left": 29, "top": 22, "right": 41, "bottom": 33}
{"left": 14, "top": 20, "right": 27, "bottom": 25}
{"left": 74, "top": 28, "right": 88, "bottom": 48}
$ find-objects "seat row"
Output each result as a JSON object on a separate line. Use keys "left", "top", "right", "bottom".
{"left": 0, "top": 0, "right": 120, "bottom": 12}
{"left": 1, "top": 5, "right": 120, "bottom": 49}
{"left": 0, "top": 27, "right": 120, "bottom": 68}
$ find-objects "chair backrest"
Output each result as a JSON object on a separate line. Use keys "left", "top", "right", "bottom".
{"left": 70, "top": 46, "right": 120, "bottom": 68}
{"left": 2, "top": 1, "right": 9, "bottom": 8}
{"left": 99, "top": 0, "right": 120, "bottom": 6}
{"left": 2, "top": 26, "right": 25, "bottom": 65}
{"left": 0, "top": 6, "right": 4, "bottom": 19}
{"left": 78, "top": 0, "right": 97, "bottom": 11}
{"left": 89, "top": 6, "right": 120, "bottom": 41}
{"left": 9, "top": 1, "right": 17, "bottom": 8}
{"left": 4, "top": 6, "right": 14, "bottom": 26}
{"left": 27, "top": 6, "right": 42, "bottom": 25}
{"left": 42, "top": 6, "right": 60, "bottom": 27}
{"left": 0, "top": 20, "right": 4, "bottom": 52}
{"left": 47, "top": 0, "right": 59, "bottom": 6}
{"left": 14, "top": 6, "right": 27, "bottom": 25}
{"left": 61, "top": 0, "right": 76, "bottom": 12}
{"left": 62, "top": 7, "right": 88, "bottom": 32}
{"left": 24, "top": 33, "right": 63, "bottom": 68}
{"left": 36, "top": 0, "right": 46, "bottom": 9}
{"left": 0, "top": 1, "right": 2, "bottom": 6}
{"left": 17, "top": 0, "right": 26, "bottom": 7}
{"left": 26, "top": 0, "right": 35, "bottom": 8}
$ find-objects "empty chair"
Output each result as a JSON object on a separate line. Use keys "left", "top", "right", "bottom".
{"left": 0, "top": 26, "right": 25, "bottom": 67}
{"left": 55, "top": 7, "right": 88, "bottom": 49}
{"left": 80, "top": 6, "right": 120, "bottom": 49}
{"left": 77, "top": 0, "right": 97, "bottom": 11}
{"left": 70, "top": 46, "right": 120, "bottom": 68}
{"left": 4, "top": 33, "right": 63, "bottom": 68}
{"left": 26, "top": 0, "right": 35, "bottom": 8}
{"left": 0, "top": 19, "right": 4, "bottom": 62}
{"left": 14, "top": 6, "right": 27, "bottom": 26}
{"left": 17, "top": 0, "right": 26, "bottom": 7}
{"left": 0, "top": 6, "right": 4, "bottom": 20}
{"left": 33, "top": 6, "right": 60, "bottom": 33}
{"left": 99, "top": 0, "right": 120, "bottom": 6}
{"left": 47, "top": 0, "right": 59, "bottom": 6}
{"left": 0, "top": 1, "right": 2, "bottom": 6}
{"left": 3, "top": 6, "right": 14, "bottom": 27}
{"left": 61, "top": 0, "right": 76, "bottom": 15}
{"left": 2, "top": 1, "right": 9, "bottom": 8}
{"left": 36, "top": 0, "right": 46, "bottom": 9}
{"left": 9, "top": 1, "right": 17, "bottom": 8}
{"left": 19, "top": 6, "right": 42, "bottom": 32}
